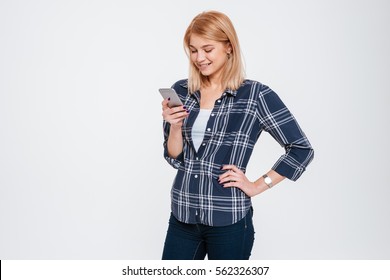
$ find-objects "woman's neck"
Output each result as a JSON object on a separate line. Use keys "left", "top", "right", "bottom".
{"left": 200, "top": 81, "right": 224, "bottom": 109}
{"left": 202, "top": 77, "right": 223, "bottom": 93}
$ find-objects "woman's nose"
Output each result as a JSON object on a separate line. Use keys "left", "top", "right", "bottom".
{"left": 196, "top": 51, "right": 206, "bottom": 62}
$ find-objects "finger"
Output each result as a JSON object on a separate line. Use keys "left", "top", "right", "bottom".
{"left": 219, "top": 173, "right": 240, "bottom": 184}
{"left": 230, "top": 165, "right": 242, "bottom": 173}
{"left": 162, "top": 98, "right": 170, "bottom": 109}
{"left": 163, "top": 106, "right": 188, "bottom": 117}
{"left": 171, "top": 110, "right": 189, "bottom": 120}
{"left": 163, "top": 108, "right": 185, "bottom": 119}
{"left": 221, "top": 165, "right": 241, "bottom": 173}
{"left": 219, "top": 166, "right": 241, "bottom": 181}
{"left": 218, "top": 170, "right": 236, "bottom": 181}
{"left": 221, "top": 164, "right": 233, "bottom": 170}
{"left": 222, "top": 181, "right": 241, "bottom": 189}
{"left": 164, "top": 111, "right": 189, "bottom": 123}
{"left": 218, "top": 172, "right": 230, "bottom": 181}
{"left": 170, "top": 105, "right": 188, "bottom": 114}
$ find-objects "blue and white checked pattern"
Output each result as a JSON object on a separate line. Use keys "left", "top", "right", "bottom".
{"left": 163, "top": 79, "right": 314, "bottom": 226}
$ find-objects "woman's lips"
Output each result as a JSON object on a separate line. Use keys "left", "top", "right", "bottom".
{"left": 198, "top": 62, "right": 211, "bottom": 71}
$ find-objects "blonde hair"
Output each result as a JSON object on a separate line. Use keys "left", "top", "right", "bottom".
{"left": 183, "top": 11, "right": 245, "bottom": 93}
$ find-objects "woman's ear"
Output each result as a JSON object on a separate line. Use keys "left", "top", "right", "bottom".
{"left": 227, "top": 43, "right": 232, "bottom": 54}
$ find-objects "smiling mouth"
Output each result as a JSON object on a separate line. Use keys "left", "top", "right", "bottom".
{"left": 198, "top": 63, "right": 211, "bottom": 69}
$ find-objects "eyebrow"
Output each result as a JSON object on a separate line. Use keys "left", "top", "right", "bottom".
{"left": 189, "top": 44, "right": 214, "bottom": 49}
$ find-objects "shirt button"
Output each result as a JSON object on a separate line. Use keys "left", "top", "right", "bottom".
{"left": 194, "top": 175, "right": 198, "bottom": 178}
{"left": 211, "top": 113, "right": 215, "bottom": 117}
{"left": 202, "top": 143, "right": 206, "bottom": 146}
{"left": 196, "top": 157, "right": 199, "bottom": 160}
{"left": 217, "top": 100, "right": 221, "bottom": 103}
{"left": 207, "top": 128, "right": 211, "bottom": 132}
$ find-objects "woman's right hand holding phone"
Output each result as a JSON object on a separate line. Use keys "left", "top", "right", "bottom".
{"left": 161, "top": 99, "right": 189, "bottom": 128}
{"left": 162, "top": 99, "right": 189, "bottom": 158}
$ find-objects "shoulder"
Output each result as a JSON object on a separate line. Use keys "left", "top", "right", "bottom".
{"left": 240, "top": 79, "right": 286, "bottom": 110}
{"left": 171, "top": 79, "right": 189, "bottom": 98}
{"left": 236, "top": 79, "right": 275, "bottom": 99}
{"left": 171, "top": 79, "right": 188, "bottom": 91}
{"left": 239, "top": 79, "right": 272, "bottom": 93}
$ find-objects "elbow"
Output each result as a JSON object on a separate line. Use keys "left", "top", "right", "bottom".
{"left": 306, "top": 147, "right": 314, "bottom": 167}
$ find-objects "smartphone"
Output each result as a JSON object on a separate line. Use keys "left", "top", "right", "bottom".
{"left": 159, "top": 88, "right": 183, "bottom": 108}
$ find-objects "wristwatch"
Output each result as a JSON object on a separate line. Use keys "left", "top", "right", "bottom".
{"left": 262, "top": 174, "right": 273, "bottom": 188}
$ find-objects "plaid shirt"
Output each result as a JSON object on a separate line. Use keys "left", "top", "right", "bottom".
{"left": 163, "top": 79, "right": 314, "bottom": 226}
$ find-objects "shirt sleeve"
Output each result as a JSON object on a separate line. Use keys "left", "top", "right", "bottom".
{"left": 256, "top": 84, "right": 314, "bottom": 181}
{"left": 163, "top": 120, "right": 184, "bottom": 169}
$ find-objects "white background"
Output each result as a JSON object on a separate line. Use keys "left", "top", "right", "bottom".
{"left": 0, "top": 0, "right": 389, "bottom": 259}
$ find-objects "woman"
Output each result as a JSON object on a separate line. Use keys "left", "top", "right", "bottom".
{"left": 161, "top": 11, "right": 314, "bottom": 260}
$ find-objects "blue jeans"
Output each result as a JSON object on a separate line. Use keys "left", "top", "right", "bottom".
{"left": 162, "top": 208, "right": 255, "bottom": 260}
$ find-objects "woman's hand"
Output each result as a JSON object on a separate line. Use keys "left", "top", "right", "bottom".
{"left": 162, "top": 98, "right": 189, "bottom": 158}
{"left": 219, "top": 165, "right": 262, "bottom": 197}
{"left": 162, "top": 99, "right": 189, "bottom": 128}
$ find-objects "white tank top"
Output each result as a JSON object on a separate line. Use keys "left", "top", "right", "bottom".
{"left": 192, "top": 109, "right": 213, "bottom": 151}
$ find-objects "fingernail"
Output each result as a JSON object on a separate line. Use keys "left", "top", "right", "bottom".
{"left": 183, "top": 106, "right": 187, "bottom": 109}
{"left": 186, "top": 110, "right": 189, "bottom": 113}
{"left": 168, "top": 97, "right": 171, "bottom": 100}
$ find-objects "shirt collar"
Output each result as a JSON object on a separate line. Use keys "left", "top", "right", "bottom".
{"left": 180, "top": 80, "right": 238, "bottom": 97}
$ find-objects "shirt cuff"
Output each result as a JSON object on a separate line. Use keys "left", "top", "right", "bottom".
{"left": 272, "top": 151, "right": 314, "bottom": 181}
{"left": 163, "top": 142, "right": 184, "bottom": 169}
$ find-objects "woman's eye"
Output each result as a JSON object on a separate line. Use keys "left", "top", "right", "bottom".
{"left": 205, "top": 49, "right": 213, "bottom": 53}
{"left": 190, "top": 50, "right": 197, "bottom": 53}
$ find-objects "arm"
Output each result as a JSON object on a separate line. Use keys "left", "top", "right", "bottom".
{"left": 219, "top": 84, "right": 314, "bottom": 196}
{"left": 219, "top": 166, "right": 285, "bottom": 197}
{"left": 166, "top": 125, "right": 184, "bottom": 158}
{"left": 162, "top": 98, "right": 189, "bottom": 164}
{"left": 257, "top": 85, "right": 314, "bottom": 181}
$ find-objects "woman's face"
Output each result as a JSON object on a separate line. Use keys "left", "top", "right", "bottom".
{"left": 189, "top": 34, "right": 231, "bottom": 82}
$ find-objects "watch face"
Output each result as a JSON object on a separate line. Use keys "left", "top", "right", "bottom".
{"left": 264, "top": 177, "right": 272, "bottom": 184}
